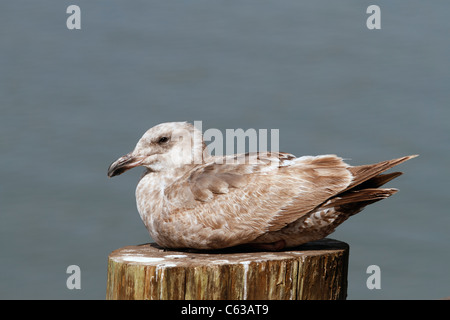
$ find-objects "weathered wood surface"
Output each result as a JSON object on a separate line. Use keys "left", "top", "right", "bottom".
{"left": 106, "top": 238, "right": 349, "bottom": 300}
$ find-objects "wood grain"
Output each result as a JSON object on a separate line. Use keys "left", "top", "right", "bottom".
{"left": 106, "top": 238, "right": 348, "bottom": 300}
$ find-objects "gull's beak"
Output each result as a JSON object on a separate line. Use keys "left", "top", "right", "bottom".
{"left": 107, "top": 153, "right": 144, "bottom": 178}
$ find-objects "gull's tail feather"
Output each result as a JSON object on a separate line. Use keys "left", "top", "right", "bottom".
{"left": 323, "top": 155, "right": 418, "bottom": 221}
{"left": 343, "top": 155, "right": 417, "bottom": 193}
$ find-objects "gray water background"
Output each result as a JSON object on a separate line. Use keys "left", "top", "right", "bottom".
{"left": 1, "top": 1, "right": 449, "bottom": 299}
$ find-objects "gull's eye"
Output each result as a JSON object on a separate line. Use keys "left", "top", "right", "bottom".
{"left": 157, "top": 136, "right": 170, "bottom": 144}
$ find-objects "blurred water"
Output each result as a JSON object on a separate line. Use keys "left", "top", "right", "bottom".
{"left": 1, "top": 1, "right": 449, "bottom": 299}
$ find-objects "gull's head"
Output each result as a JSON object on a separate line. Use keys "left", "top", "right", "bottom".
{"left": 107, "top": 122, "right": 205, "bottom": 177}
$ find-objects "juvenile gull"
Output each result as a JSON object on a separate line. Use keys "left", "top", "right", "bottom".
{"left": 108, "top": 122, "right": 416, "bottom": 250}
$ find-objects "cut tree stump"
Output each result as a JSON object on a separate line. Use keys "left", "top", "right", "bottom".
{"left": 106, "top": 238, "right": 349, "bottom": 300}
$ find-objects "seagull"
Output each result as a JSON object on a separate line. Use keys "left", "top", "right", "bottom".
{"left": 108, "top": 122, "right": 416, "bottom": 251}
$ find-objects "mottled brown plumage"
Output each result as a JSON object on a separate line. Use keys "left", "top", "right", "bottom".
{"left": 108, "top": 122, "right": 416, "bottom": 250}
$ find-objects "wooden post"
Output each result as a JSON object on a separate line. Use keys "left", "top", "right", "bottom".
{"left": 106, "top": 238, "right": 349, "bottom": 300}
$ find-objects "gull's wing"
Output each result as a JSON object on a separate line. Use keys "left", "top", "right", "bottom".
{"left": 163, "top": 153, "right": 352, "bottom": 248}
